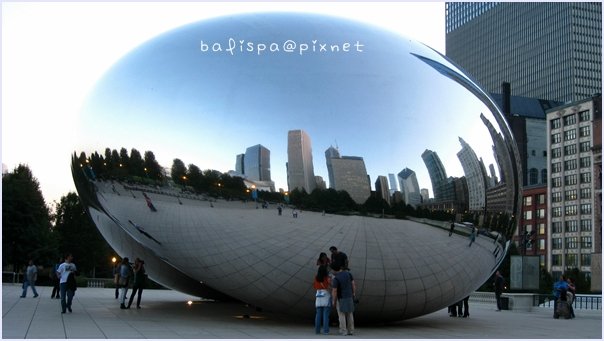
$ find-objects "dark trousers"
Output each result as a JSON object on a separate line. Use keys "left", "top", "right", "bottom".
{"left": 462, "top": 296, "right": 470, "bottom": 317}
{"left": 495, "top": 291, "right": 502, "bottom": 310}
{"left": 127, "top": 285, "right": 143, "bottom": 308}
{"left": 51, "top": 279, "right": 60, "bottom": 298}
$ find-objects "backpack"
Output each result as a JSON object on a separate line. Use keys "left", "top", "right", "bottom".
{"left": 67, "top": 272, "right": 77, "bottom": 292}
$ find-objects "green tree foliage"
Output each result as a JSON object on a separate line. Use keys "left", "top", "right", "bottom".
{"left": 53, "top": 192, "right": 113, "bottom": 278}
{"left": 143, "top": 151, "right": 163, "bottom": 181}
{"left": 2, "top": 165, "right": 56, "bottom": 272}
{"left": 129, "top": 148, "right": 145, "bottom": 177}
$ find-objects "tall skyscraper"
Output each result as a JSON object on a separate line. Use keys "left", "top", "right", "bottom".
{"left": 388, "top": 173, "right": 399, "bottom": 195}
{"left": 445, "top": 2, "right": 602, "bottom": 103}
{"left": 397, "top": 168, "right": 422, "bottom": 208}
{"left": 546, "top": 95, "right": 601, "bottom": 284}
{"left": 421, "top": 149, "right": 449, "bottom": 202}
{"left": 287, "top": 130, "right": 316, "bottom": 193}
{"left": 330, "top": 156, "right": 371, "bottom": 204}
{"left": 235, "top": 154, "right": 245, "bottom": 175}
{"left": 244, "top": 144, "right": 271, "bottom": 182}
{"left": 325, "top": 146, "right": 341, "bottom": 189}
{"left": 457, "top": 137, "right": 487, "bottom": 212}
{"left": 420, "top": 188, "right": 430, "bottom": 202}
{"left": 375, "top": 175, "right": 391, "bottom": 205}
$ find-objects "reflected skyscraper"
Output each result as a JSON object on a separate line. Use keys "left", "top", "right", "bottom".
{"left": 388, "top": 173, "right": 398, "bottom": 195}
{"left": 287, "top": 130, "right": 316, "bottom": 193}
{"left": 421, "top": 149, "right": 449, "bottom": 202}
{"left": 457, "top": 137, "right": 487, "bottom": 212}
{"left": 235, "top": 154, "right": 245, "bottom": 175}
{"left": 398, "top": 168, "right": 422, "bottom": 208}
{"left": 375, "top": 175, "right": 390, "bottom": 205}
{"left": 325, "top": 146, "right": 341, "bottom": 189}
{"left": 244, "top": 144, "right": 271, "bottom": 182}
{"left": 328, "top": 154, "right": 371, "bottom": 204}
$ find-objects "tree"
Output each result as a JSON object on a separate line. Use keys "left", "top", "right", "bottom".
{"left": 129, "top": 148, "right": 145, "bottom": 177}
{"left": 53, "top": 192, "right": 113, "bottom": 278}
{"left": 143, "top": 151, "right": 163, "bottom": 182}
{"left": 2, "top": 165, "right": 56, "bottom": 272}
{"left": 171, "top": 158, "right": 187, "bottom": 185}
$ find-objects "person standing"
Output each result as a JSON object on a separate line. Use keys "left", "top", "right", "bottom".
{"left": 119, "top": 258, "right": 133, "bottom": 309}
{"left": 468, "top": 227, "right": 477, "bottom": 247}
{"left": 331, "top": 265, "right": 356, "bottom": 336}
{"left": 57, "top": 254, "right": 77, "bottom": 313}
{"left": 553, "top": 275, "right": 570, "bottom": 319}
{"left": 567, "top": 278, "right": 576, "bottom": 318}
{"left": 449, "top": 221, "right": 455, "bottom": 237}
{"left": 494, "top": 271, "right": 504, "bottom": 311}
{"left": 316, "top": 252, "right": 331, "bottom": 267}
{"left": 127, "top": 258, "right": 146, "bottom": 309}
{"left": 313, "top": 264, "right": 331, "bottom": 335}
{"left": 329, "top": 246, "right": 349, "bottom": 271}
{"left": 51, "top": 258, "right": 62, "bottom": 299}
{"left": 20, "top": 260, "right": 39, "bottom": 298}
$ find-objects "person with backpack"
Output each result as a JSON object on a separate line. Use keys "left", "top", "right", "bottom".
{"left": 57, "top": 254, "right": 77, "bottom": 313}
{"left": 118, "top": 257, "right": 133, "bottom": 309}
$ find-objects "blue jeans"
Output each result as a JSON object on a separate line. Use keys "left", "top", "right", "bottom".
{"left": 60, "top": 283, "right": 74, "bottom": 312}
{"left": 315, "top": 305, "right": 331, "bottom": 334}
{"left": 21, "top": 280, "right": 38, "bottom": 297}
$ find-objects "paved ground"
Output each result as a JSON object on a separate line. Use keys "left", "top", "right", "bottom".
{"left": 2, "top": 284, "right": 602, "bottom": 339}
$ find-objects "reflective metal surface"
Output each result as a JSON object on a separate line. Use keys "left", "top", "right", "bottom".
{"left": 73, "top": 13, "right": 520, "bottom": 322}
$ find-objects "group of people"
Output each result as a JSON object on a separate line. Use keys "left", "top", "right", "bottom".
{"left": 20, "top": 255, "right": 78, "bottom": 314}
{"left": 313, "top": 246, "right": 356, "bottom": 336}
{"left": 114, "top": 257, "right": 147, "bottom": 309}
{"left": 553, "top": 274, "right": 576, "bottom": 319}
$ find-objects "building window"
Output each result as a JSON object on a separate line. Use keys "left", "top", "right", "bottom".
{"left": 551, "top": 133, "right": 561, "bottom": 143}
{"left": 564, "top": 159, "right": 577, "bottom": 171}
{"left": 541, "top": 169, "right": 548, "bottom": 184}
{"left": 580, "top": 219, "right": 592, "bottom": 232}
{"left": 539, "top": 239, "right": 546, "bottom": 251}
{"left": 580, "top": 204, "right": 592, "bottom": 215}
{"left": 565, "top": 220, "right": 578, "bottom": 232}
{"left": 580, "top": 172, "right": 591, "bottom": 183}
{"left": 552, "top": 221, "right": 563, "bottom": 233}
{"left": 551, "top": 147, "right": 561, "bottom": 158}
{"left": 551, "top": 118, "right": 561, "bottom": 129}
{"left": 552, "top": 238, "right": 563, "bottom": 249}
{"left": 581, "top": 236, "right": 592, "bottom": 249}
{"left": 552, "top": 191, "right": 562, "bottom": 202}
{"left": 581, "top": 254, "right": 591, "bottom": 266}
{"left": 563, "top": 114, "right": 577, "bottom": 126}
{"left": 552, "top": 177, "right": 562, "bottom": 188}
{"left": 564, "top": 144, "right": 577, "bottom": 156}
{"left": 538, "top": 194, "right": 546, "bottom": 205}
{"left": 552, "top": 162, "right": 562, "bottom": 173}
{"left": 552, "top": 254, "right": 562, "bottom": 266}
{"left": 523, "top": 196, "right": 533, "bottom": 206}
{"left": 564, "top": 174, "right": 578, "bottom": 186}
{"left": 564, "top": 129, "right": 577, "bottom": 141}
{"left": 529, "top": 168, "right": 538, "bottom": 184}
{"left": 524, "top": 210, "right": 533, "bottom": 220}
{"left": 552, "top": 207, "right": 562, "bottom": 217}
{"left": 579, "top": 110, "right": 590, "bottom": 122}
{"left": 580, "top": 141, "right": 591, "bottom": 152}
{"left": 538, "top": 223, "right": 546, "bottom": 235}
{"left": 564, "top": 189, "right": 577, "bottom": 201}
{"left": 537, "top": 208, "right": 545, "bottom": 219}
{"left": 566, "top": 253, "right": 578, "bottom": 267}
{"left": 566, "top": 237, "right": 578, "bottom": 249}
{"left": 580, "top": 156, "right": 591, "bottom": 168}
{"left": 579, "top": 126, "right": 591, "bottom": 137}
{"left": 565, "top": 205, "right": 577, "bottom": 216}
{"left": 580, "top": 188, "right": 591, "bottom": 199}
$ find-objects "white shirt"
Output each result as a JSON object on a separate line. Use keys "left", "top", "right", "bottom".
{"left": 57, "top": 262, "right": 77, "bottom": 283}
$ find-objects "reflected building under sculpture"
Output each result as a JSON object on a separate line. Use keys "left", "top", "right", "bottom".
{"left": 457, "top": 137, "right": 487, "bottom": 212}
{"left": 398, "top": 168, "right": 422, "bottom": 208}
{"left": 72, "top": 13, "right": 520, "bottom": 322}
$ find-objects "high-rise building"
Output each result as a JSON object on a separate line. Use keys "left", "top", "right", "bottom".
{"left": 287, "top": 130, "right": 316, "bottom": 193}
{"left": 235, "top": 154, "right": 245, "bottom": 175}
{"left": 546, "top": 95, "right": 601, "bottom": 282}
{"left": 325, "top": 146, "right": 341, "bottom": 189}
{"left": 388, "top": 173, "right": 399, "bottom": 195}
{"left": 375, "top": 175, "right": 391, "bottom": 205}
{"left": 397, "top": 168, "right": 422, "bottom": 208}
{"left": 445, "top": 2, "right": 602, "bottom": 103}
{"left": 421, "top": 149, "right": 450, "bottom": 202}
{"left": 244, "top": 144, "right": 271, "bottom": 182}
{"left": 420, "top": 188, "right": 430, "bottom": 202}
{"left": 329, "top": 156, "right": 371, "bottom": 204}
{"left": 457, "top": 137, "right": 487, "bottom": 212}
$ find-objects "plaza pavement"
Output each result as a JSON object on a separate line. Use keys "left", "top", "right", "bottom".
{"left": 2, "top": 284, "right": 602, "bottom": 339}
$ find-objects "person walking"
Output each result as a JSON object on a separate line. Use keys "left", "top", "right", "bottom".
{"left": 313, "top": 264, "right": 331, "bottom": 335}
{"left": 127, "top": 258, "right": 146, "bottom": 309}
{"left": 553, "top": 275, "right": 570, "bottom": 319}
{"left": 329, "top": 246, "right": 349, "bottom": 271}
{"left": 20, "top": 259, "right": 39, "bottom": 298}
{"left": 57, "top": 254, "right": 77, "bottom": 313}
{"left": 316, "top": 252, "right": 331, "bottom": 267}
{"left": 449, "top": 221, "right": 455, "bottom": 237}
{"left": 51, "top": 257, "right": 62, "bottom": 299}
{"left": 331, "top": 265, "right": 356, "bottom": 336}
{"left": 567, "top": 278, "right": 576, "bottom": 318}
{"left": 118, "top": 257, "right": 133, "bottom": 309}
{"left": 468, "top": 227, "right": 476, "bottom": 247}
{"left": 494, "top": 271, "right": 504, "bottom": 311}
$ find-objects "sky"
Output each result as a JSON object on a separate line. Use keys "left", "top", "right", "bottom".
{"left": 2, "top": 1, "right": 453, "bottom": 206}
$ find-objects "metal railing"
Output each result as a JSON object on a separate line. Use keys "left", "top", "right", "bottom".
{"left": 533, "top": 294, "right": 601, "bottom": 310}
{"left": 2, "top": 272, "right": 20, "bottom": 284}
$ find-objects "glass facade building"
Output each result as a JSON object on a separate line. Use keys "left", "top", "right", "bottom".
{"left": 446, "top": 2, "right": 602, "bottom": 103}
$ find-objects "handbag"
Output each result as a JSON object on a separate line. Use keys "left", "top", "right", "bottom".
{"left": 316, "top": 289, "right": 327, "bottom": 297}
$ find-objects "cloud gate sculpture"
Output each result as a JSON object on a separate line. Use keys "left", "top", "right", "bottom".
{"left": 72, "top": 13, "right": 520, "bottom": 322}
